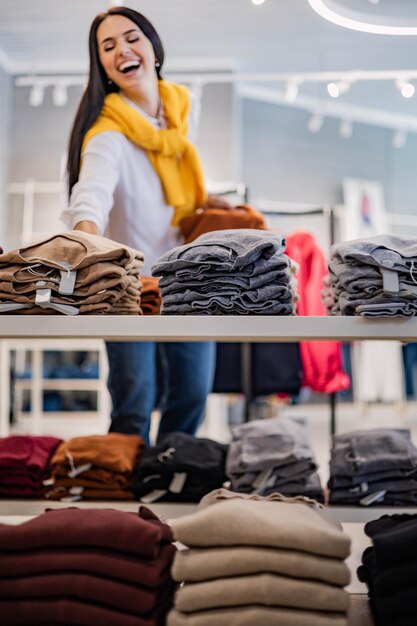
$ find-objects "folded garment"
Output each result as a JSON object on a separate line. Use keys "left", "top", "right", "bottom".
{"left": 0, "top": 435, "right": 61, "bottom": 472}
{"left": 134, "top": 433, "right": 227, "bottom": 502}
{"left": 358, "top": 547, "right": 417, "bottom": 621}
{"left": 158, "top": 252, "right": 291, "bottom": 287}
{"left": 46, "top": 485, "right": 135, "bottom": 501}
{"left": 228, "top": 416, "right": 316, "bottom": 474}
{"left": 329, "top": 429, "right": 417, "bottom": 479}
{"left": 229, "top": 459, "right": 317, "bottom": 490}
{"left": 260, "top": 471, "right": 325, "bottom": 503}
{"left": 171, "top": 496, "right": 351, "bottom": 559}
{"left": 364, "top": 513, "right": 417, "bottom": 566}
{"left": 51, "top": 465, "right": 131, "bottom": 487}
{"left": 330, "top": 234, "right": 417, "bottom": 274}
{"left": 161, "top": 299, "right": 293, "bottom": 316}
{"left": 161, "top": 283, "right": 292, "bottom": 307}
{"left": 141, "top": 276, "right": 161, "bottom": 315}
{"left": 50, "top": 433, "right": 144, "bottom": 475}
{"left": 167, "top": 606, "right": 348, "bottom": 626}
{"left": 174, "top": 572, "right": 349, "bottom": 614}
{"left": 159, "top": 267, "right": 291, "bottom": 294}
{"left": 0, "top": 543, "right": 176, "bottom": 586}
{"left": 0, "top": 506, "right": 173, "bottom": 558}
{"left": 0, "top": 231, "right": 143, "bottom": 272}
{"left": 151, "top": 229, "right": 286, "bottom": 277}
{"left": 0, "top": 572, "right": 174, "bottom": 617}
{"left": 179, "top": 205, "right": 266, "bottom": 244}
{"left": 172, "top": 545, "right": 350, "bottom": 586}
{"left": 0, "top": 596, "right": 171, "bottom": 626}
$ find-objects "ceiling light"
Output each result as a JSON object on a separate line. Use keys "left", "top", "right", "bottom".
{"left": 395, "top": 79, "right": 415, "bottom": 98}
{"left": 367, "top": 0, "right": 380, "bottom": 4}
{"left": 327, "top": 82, "right": 340, "bottom": 98}
{"left": 308, "top": 0, "right": 417, "bottom": 35}
{"left": 252, "top": 0, "right": 266, "bottom": 5}
{"left": 327, "top": 80, "right": 350, "bottom": 98}
{"left": 392, "top": 130, "right": 407, "bottom": 149}
{"left": 307, "top": 113, "right": 324, "bottom": 133}
{"left": 284, "top": 79, "right": 300, "bottom": 103}
{"left": 52, "top": 83, "right": 68, "bottom": 106}
{"left": 339, "top": 120, "right": 353, "bottom": 139}
{"left": 107, "top": 0, "right": 124, "bottom": 6}
{"left": 29, "top": 84, "right": 44, "bottom": 107}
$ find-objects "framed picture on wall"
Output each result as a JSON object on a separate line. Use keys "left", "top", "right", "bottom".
{"left": 341, "top": 178, "right": 388, "bottom": 241}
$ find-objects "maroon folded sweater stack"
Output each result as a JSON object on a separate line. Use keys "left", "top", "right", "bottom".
{"left": 0, "top": 505, "right": 177, "bottom": 625}
{"left": 0, "top": 435, "right": 61, "bottom": 497}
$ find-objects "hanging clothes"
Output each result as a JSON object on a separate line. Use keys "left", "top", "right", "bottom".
{"left": 285, "top": 231, "right": 350, "bottom": 393}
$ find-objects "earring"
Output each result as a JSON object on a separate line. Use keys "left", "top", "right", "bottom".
{"left": 108, "top": 78, "right": 113, "bottom": 85}
{"left": 155, "top": 60, "right": 160, "bottom": 68}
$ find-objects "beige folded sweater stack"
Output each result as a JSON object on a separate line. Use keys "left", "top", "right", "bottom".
{"left": 0, "top": 231, "right": 144, "bottom": 315}
{"left": 168, "top": 489, "right": 352, "bottom": 626}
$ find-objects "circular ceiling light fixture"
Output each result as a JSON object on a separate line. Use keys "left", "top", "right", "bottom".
{"left": 308, "top": 0, "right": 417, "bottom": 35}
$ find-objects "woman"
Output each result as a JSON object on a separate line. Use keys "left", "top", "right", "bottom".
{"left": 62, "top": 6, "right": 228, "bottom": 444}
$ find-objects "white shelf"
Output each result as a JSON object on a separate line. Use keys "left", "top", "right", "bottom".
{"left": 0, "top": 499, "right": 197, "bottom": 519}
{"left": 15, "top": 379, "right": 101, "bottom": 391}
{"left": 0, "top": 315, "right": 417, "bottom": 341}
{"left": 0, "top": 499, "right": 414, "bottom": 523}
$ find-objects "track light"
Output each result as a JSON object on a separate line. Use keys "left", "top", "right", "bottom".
{"left": 284, "top": 79, "right": 300, "bottom": 103}
{"left": 307, "top": 113, "right": 324, "bottom": 133}
{"left": 52, "top": 83, "right": 68, "bottom": 106}
{"left": 392, "top": 130, "right": 407, "bottom": 149}
{"left": 395, "top": 79, "right": 415, "bottom": 98}
{"left": 29, "top": 84, "right": 44, "bottom": 107}
{"left": 327, "top": 80, "right": 351, "bottom": 98}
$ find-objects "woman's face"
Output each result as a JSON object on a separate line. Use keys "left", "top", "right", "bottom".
{"left": 97, "top": 15, "right": 157, "bottom": 92}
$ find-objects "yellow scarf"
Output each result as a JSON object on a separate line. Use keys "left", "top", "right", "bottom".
{"left": 82, "top": 81, "right": 207, "bottom": 226}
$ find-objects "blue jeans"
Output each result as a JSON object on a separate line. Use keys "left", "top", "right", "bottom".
{"left": 105, "top": 341, "right": 216, "bottom": 445}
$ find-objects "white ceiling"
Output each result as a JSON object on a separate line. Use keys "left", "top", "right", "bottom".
{"left": 1, "top": 0, "right": 417, "bottom": 116}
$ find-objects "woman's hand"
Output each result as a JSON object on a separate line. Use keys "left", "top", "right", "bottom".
{"left": 321, "top": 274, "right": 335, "bottom": 315}
{"left": 201, "top": 194, "right": 234, "bottom": 210}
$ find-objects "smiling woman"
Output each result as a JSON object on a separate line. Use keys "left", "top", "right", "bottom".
{"left": 61, "top": 6, "right": 226, "bottom": 444}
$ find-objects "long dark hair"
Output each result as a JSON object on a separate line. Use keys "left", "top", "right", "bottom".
{"left": 67, "top": 6, "right": 164, "bottom": 196}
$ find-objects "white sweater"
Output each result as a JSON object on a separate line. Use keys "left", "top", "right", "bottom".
{"left": 61, "top": 94, "right": 198, "bottom": 275}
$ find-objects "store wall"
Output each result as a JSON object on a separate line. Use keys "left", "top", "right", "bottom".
{"left": 6, "top": 82, "right": 237, "bottom": 247}
{"left": 0, "top": 65, "right": 12, "bottom": 248}
{"left": 241, "top": 98, "right": 417, "bottom": 218}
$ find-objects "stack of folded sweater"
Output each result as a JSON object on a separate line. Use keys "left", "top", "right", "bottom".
{"left": 328, "top": 429, "right": 417, "bottom": 506}
{"left": 140, "top": 276, "right": 162, "bottom": 314}
{"left": 0, "top": 506, "right": 177, "bottom": 626}
{"left": 168, "top": 489, "right": 351, "bottom": 626}
{"left": 358, "top": 514, "right": 417, "bottom": 626}
{"left": 0, "top": 435, "right": 61, "bottom": 498}
{"left": 46, "top": 433, "right": 144, "bottom": 501}
{"left": 151, "top": 229, "right": 296, "bottom": 315}
{"left": 0, "top": 230, "right": 144, "bottom": 315}
{"left": 133, "top": 433, "right": 228, "bottom": 503}
{"left": 329, "top": 234, "right": 417, "bottom": 316}
{"left": 226, "top": 416, "right": 324, "bottom": 502}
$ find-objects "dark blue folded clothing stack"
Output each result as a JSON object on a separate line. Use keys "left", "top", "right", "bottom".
{"left": 328, "top": 429, "right": 417, "bottom": 506}
{"left": 151, "top": 229, "right": 296, "bottom": 315}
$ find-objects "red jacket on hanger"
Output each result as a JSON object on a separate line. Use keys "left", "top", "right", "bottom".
{"left": 285, "top": 231, "right": 350, "bottom": 393}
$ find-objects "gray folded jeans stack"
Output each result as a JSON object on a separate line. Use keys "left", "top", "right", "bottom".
{"left": 151, "top": 229, "right": 296, "bottom": 315}
{"left": 226, "top": 415, "right": 324, "bottom": 502}
{"left": 168, "top": 489, "right": 351, "bottom": 626}
{"left": 329, "top": 234, "right": 417, "bottom": 316}
{"left": 328, "top": 428, "right": 417, "bottom": 506}
{"left": 0, "top": 231, "right": 144, "bottom": 316}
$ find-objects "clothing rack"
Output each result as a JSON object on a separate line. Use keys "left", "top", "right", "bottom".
{"left": 254, "top": 201, "right": 338, "bottom": 435}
